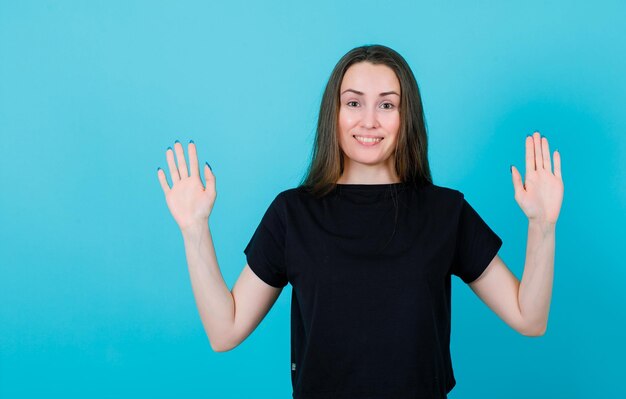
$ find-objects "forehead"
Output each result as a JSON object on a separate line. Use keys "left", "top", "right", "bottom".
{"left": 340, "top": 62, "right": 401, "bottom": 93}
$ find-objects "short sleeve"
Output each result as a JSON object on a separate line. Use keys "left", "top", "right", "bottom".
{"left": 243, "top": 193, "right": 289, "bottom": 288}
{"left": 451, "top": 195, "right": 503, "bottom": 284}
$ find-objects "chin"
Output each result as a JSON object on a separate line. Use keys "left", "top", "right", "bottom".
{"left": 344, "top": 153, "right": 393, "bottom": 166}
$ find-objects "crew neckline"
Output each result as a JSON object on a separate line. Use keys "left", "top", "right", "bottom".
{"left": 335, "top": 182, "right": 410, "bottom": 191}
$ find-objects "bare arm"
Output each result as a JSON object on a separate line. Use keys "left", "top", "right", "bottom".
{"left": 158, "top": 140, "right": 283, "bottom": 352}
{"left": 229, "top": 264, "right": 283, "bottom": 350}
{"left": 181, "top": 222, "right": 283, "bottom": 352}
{"left": 468, "top": 132, "right": 563, "bottom": 336}
{"left": 469, "top": 222, "right": 554, "bottom": 336}
{"left": 181, "top": 222, "right": 235, "bottom": 351}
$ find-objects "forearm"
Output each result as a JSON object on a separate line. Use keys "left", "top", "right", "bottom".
{"left": 181, "top": 221, "right": 235, "bottom": 351}
{"left": 518, "top": 220, "right": 556, "bottom": 335}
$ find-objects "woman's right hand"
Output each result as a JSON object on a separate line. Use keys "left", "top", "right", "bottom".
{"left": 157, "top": 140, "right": 216, "bottom": 231}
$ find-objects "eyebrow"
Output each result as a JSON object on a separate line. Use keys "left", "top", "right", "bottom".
{"left": 340, "top": 89, "right": 400, "bottom": 97}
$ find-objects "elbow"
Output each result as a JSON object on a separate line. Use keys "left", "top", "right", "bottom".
{"left": 209, "top": 339, "right": 236, "bottom": 352}
{"left": 519, "top": 322, "right": 547, "bottom": 337}
{"left": 212, "top": 345, "right": 233, "bottom": 353}
{"left": 211, "top": 340, "right": 235, "bottom": 353}
{"left": 210, "top": 335, "right": 240, "bottom": 353}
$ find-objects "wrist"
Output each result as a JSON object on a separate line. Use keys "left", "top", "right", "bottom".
{"left": 180, "top": 219, "right": 209, "bottom": 237}
{"left": 528, "top": 218, "right": 556, "bottom": 236}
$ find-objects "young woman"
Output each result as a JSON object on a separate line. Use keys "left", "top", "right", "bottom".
{"left": 157, "top": 44, "right": 564, "bottom": 398}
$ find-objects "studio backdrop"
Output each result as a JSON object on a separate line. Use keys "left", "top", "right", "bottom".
{"left": 1, "top": 1, "right": 625, "bottom": 398}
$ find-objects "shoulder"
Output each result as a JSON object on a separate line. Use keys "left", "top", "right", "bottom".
{"left": 275, "top": 185, "right": 326, "bottom": 203}
{"left": 272, "top": 187, "right": 302, "bottom": 203}
{"left": 420, "top": 183, "right": 465, "bottom": 207}
{"left": 263, "top": 187, "right": 306, "bottom": 213}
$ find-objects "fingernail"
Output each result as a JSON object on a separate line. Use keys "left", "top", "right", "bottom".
{"left": 510, "top": 165, "right": 513, "bottom": 173}
{"left": 167, "top": 146, "right": 172, "bottom": 151}
{"left": 206, "top": 161, "right": 212, "bottom": 171}
{"left": 189, "top": 139, "right": 194, "bottom": 144}
{"left": 555, "top": 148, "right": 559, "bottom": 153}
{"left": 157, "top": 167, "right": 160, "bottom": 172}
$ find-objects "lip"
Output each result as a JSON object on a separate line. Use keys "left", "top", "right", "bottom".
{"left": 353, "top": 135, "right": 384, "bottom": 147}
{"left": 353, "top": 134, "right": 383, "bottom": 138}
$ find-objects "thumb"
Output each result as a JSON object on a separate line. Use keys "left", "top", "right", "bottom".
{"left": 511, "top": 165, "right": 524, "bottom": 199}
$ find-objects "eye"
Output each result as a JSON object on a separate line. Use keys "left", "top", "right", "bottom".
{"left": 347, "top": 101, "right": 359, "bottom": 107}
{"left": 381, "top": 102, "right": 395, "bottom": 110}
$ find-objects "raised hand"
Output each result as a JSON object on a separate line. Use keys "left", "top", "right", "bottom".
{"left": 157, "top": 140, "right": 216, "bottom": 231}
{"left": 511, "top": 132, "right": 564, "bottom": 225}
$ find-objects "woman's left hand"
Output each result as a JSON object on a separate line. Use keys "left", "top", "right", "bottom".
{"left": 511, "top": 132, "right": 564, "bottom": 225}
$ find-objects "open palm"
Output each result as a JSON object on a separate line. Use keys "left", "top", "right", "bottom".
{"left": 511, "top": 132, "right": 564, "bottom": 224}
{"left": 157, "top": 141, "right": 216, "bottom": 231}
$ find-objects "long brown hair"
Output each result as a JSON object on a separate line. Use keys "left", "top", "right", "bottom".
{"left": 299, "top": 44, "right": 433, "bottom": 198}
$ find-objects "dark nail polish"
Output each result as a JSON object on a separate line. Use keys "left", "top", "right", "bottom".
{"left": 510, "top": 165, "right": 513, "bottom": 173}
{"left": 167, "top": 146, "right": 172, "bottom": 151}
{"left": 157, "top": 167, "right": 160, "bottom": 172}
{"left": 206, "top": 161, "right": 212, "bottom": 171}
{"left": 189, "top": 139, "right": 194, "bottom": 144}
{"left": 175, "top": 140, "right": 180, "bottom": 144}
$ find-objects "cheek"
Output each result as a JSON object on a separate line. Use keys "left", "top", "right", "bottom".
{"left": 337, "top": 112, "right": 349, "bottom": 147}
{"left": 338, "top": 110, "right": 357, "bottom": 132}
{"left": 383, "top": 112, "right": 401, "bottom": 134}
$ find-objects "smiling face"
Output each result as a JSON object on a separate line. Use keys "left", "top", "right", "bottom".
{"left": 338, "top": 61, "right": 401, "bottom": 180}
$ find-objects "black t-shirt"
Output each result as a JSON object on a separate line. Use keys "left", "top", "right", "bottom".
{"left": 243, "top": 182, "right": 503, "bottom": 399}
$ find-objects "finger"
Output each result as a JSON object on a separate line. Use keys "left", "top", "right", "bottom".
{"left": 157, "top": 167, "right": 171, "bottom": 193}
{"left": 525, "top": 135, "right": 535, "bottom": 175}
{"left": 204, "top": 162, "right": 215, "bottom": 188}
{"left": 511, "top": 165, "right": 524, "bottom": 198}
{"left": 174, "top": 140, "right": 189, "bottom": 178}
{"left": 542, "top": 136, "right": 551, "bottom": 173}
{"left": 166, "top": 146, "right": 180, "bottom": 182}
{"left": 554, "top": 150, "right": 562, "bottom": 180}
{"left": 533, "top": 131, "right": 543, "bottom": 169}
{"left": 188, "top": 141, "right": 200, "bottom": 178}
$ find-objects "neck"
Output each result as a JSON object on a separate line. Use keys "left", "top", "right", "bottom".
{"left": 336, "top": 158, "right": 400, "bottom": 184}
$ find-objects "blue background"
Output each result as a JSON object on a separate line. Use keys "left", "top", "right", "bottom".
{"left": 1, "top": 1, "right": 625, "bottom": 398}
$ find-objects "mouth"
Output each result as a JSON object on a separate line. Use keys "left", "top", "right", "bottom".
{"left": 353, "top": 135, "right": 384, "bottom": 146}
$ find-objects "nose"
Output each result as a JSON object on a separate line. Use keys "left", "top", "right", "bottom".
{"left": 360, "top": 106, "right": 379, "bottom": 129}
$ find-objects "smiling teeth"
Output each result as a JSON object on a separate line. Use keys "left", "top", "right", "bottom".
{"left": 355, "top": 136, "right": 383, "bottom": 143}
